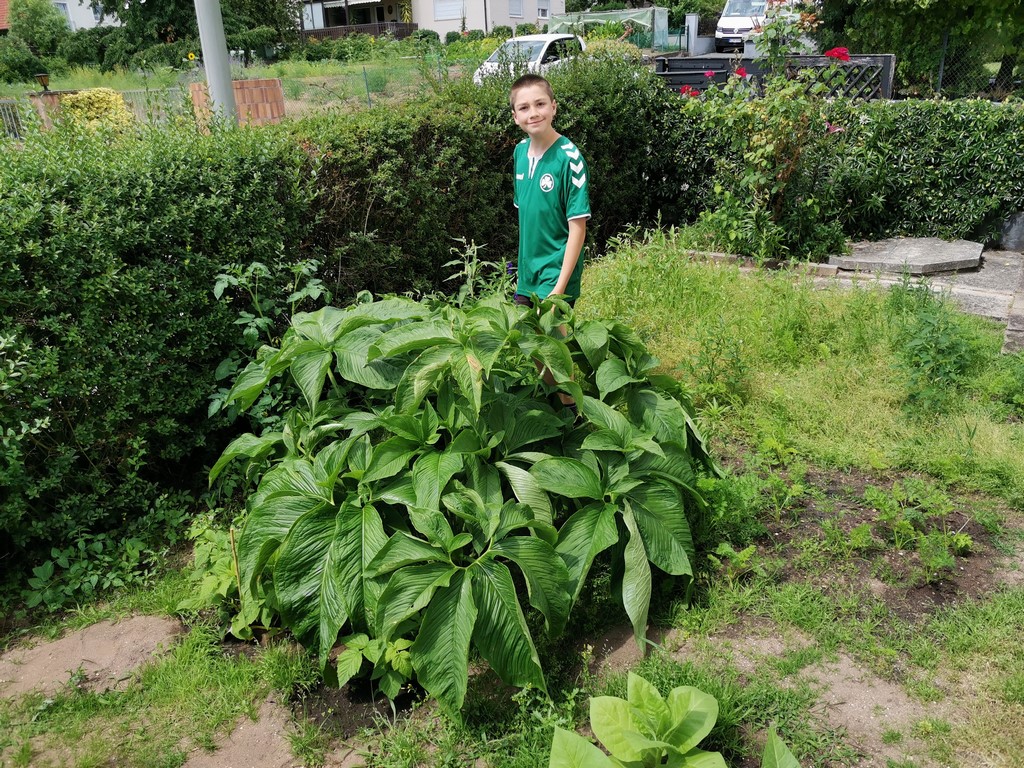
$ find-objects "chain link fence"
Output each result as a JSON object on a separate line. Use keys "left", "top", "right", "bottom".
{"left": 934, "top": 27, "right": 1022, "bottom": 100}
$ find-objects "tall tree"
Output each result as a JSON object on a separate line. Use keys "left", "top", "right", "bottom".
{"left": 8, "top": 0, "right": 70, "bottom": 56}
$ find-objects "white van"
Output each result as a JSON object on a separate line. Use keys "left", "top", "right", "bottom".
{"left": 714, "top": 0, "right": 767, "bottom": 53}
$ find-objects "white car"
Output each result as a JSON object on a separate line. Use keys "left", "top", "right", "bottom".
{"left": 473, "top": 34, "right": 586, "bottom": 85}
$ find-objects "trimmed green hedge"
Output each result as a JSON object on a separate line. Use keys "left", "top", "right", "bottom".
{"left": 824, "top": 99, "right": 1024, "bottom": 243}
{"left": 0, "top": 123, "right": 314, "bottom": 560}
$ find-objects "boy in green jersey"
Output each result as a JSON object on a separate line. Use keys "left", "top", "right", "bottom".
{"left": 509, "top": 74, "right": 591, "bottom": 307}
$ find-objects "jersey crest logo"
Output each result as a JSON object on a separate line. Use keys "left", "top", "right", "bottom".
{"left": 539, "top": 173, "right": 555, "bottom": 192}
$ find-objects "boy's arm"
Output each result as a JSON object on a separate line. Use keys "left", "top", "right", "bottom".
{"left": 551, "top": 217, "right": 587, "bottom": 297}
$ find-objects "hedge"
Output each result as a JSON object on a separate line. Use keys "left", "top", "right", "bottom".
{"left": 0, "top": 122, "right": 315, "bottom": 561}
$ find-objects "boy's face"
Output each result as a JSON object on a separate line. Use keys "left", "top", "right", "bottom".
{"left": 511, "top": 84, "right": 557, "bottom": 140}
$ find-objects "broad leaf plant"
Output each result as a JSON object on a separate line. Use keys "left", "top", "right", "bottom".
{"left": 210, "top": 292, "right": 714, "bottom": 713}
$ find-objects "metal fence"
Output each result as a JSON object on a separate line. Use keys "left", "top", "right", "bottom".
{"left": 934, "top": 28, "right": 1021, "bottom": 99}
{"left": 1, "top": 99, "right": 25, "bottom": 140}
{"left": 118, "top": 88, "right": 191, "bottom": 124}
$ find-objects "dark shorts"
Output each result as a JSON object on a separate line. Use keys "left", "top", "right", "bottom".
{"left": 514, "top": 293, "right": 576, "bottom": 309}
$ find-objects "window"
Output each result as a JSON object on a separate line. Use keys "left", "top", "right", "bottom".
{"left": 536, "top": 0, "right": 549, "bottom": 18}
{"left": 434, "top": 0, "right": 462, "bottom": 20}
{"left": 93, "top": 5, "right": 102, "bottom": 21}
{"left": 509, "top": 0, "right": 523, "bottom": 18}
{"left": 53, "top": 2, "right": 71, "bottom": 22}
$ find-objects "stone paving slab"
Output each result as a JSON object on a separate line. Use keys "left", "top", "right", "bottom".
{"left": 1002, "top": 261, "right": 1024, "bottom": 354}
{"left": 830, "top": 237, "right": 983, "bottom": 275}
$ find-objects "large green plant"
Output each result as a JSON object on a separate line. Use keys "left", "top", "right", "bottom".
{"left": 211, "top": 293, "right": 714, "bottom": 712}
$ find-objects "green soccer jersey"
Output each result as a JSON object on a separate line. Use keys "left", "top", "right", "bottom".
{"left": 513, "top": 135, "right": 591, "bottom": 301}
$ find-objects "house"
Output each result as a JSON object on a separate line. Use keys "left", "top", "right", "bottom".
{"left": 1, "top": 0, "right": 10, "bottom": 32}
{"left": 411, "top": 0, "right": 567, "bottom": 36}
{"left": 300, "top": 0, "right": 565, "bottom": 39}
{"left": 53, "top": 0, "right": 116, "bottom": 31}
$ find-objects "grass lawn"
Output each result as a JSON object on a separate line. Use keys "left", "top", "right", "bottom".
{"left": 1, "top": 229, "right": 1022, "bottom": 767}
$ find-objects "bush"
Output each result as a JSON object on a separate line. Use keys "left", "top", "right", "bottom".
{"left": 290, "top": 102, "right": 513, "bottom": 297}
{"left": 491, "top": 25, "right": 513, "bottom": 40}
{"left": 411, "top": 28, "right": 441, "bottom": 44}
{"left": 0, "top": 35, "right": 43, "bottom": 84}
{"left": 445, "top": 30, "right": 463, "bottom": 44}
{"left": 59, "top": 87, "right": 136, "bottom": 130}
{"left": 515, "top": 23, "right": 540, "bottom": 36}
{"left": 824, "top": 98, "right": 1024, "bottom": 243}
{"left": 465, "top": 28, "right": 486, "bottom": 41}
{"left": 0, "top": 124, "right": 316, "bottom": 568}
{"left": 57, "top": 27, "right": 117, "bottom": 67}
{"left": 582, "top": 38, "right": 643, "bottom": 63}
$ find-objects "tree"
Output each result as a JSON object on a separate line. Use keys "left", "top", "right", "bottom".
{"left": 8, "top": 0, "right": 70, "bottom": 57}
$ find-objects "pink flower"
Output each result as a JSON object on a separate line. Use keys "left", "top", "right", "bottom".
{"left": 704, "top": 70, "right": 715, "bottom": 78}
{"left": 735, "top": 66, "right": 748, "bottom": 78}
{"left": 824, "top": 46, "right": 851, "bottom": 62}
{"left": 824, "top": 120, "right": 844, "bottom": 134}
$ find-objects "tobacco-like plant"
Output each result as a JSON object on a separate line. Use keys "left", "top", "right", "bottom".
{"left": 210, "top": 292, "right": 713, "bottom": 712}
{"left": 549, "top": 672, "right": 801, "bottom": 768}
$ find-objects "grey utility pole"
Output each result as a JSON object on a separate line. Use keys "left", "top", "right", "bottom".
{"left": 194, "top": 0, "right": 237, "bottom": 123}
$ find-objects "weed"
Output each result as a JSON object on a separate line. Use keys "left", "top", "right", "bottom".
{"left": 881, "top": 728, "right": 903, "bottom": 744}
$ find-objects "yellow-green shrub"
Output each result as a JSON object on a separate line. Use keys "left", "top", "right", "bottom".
{"left": 59, "top": 87, "right": 135, "bottom": 130}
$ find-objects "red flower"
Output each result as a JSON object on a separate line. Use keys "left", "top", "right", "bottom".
{"left": 824, "top": 46, "right": 851, "bottom": 61}
{"left": 704, "top": 69, "right": 715, "bottom": 78}
{"left": 735, "top": 66, "right": 747, "bottom": 78}
{"left": 679, "top": 84, "right": 700, "bottom": 97}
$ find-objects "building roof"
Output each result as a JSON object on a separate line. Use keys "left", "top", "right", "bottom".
{"left": 0, "top": 0, "right": 10, "bottom": 31}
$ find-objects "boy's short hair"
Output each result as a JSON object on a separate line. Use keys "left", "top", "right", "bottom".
{"left": 509, "top": 74, "right": 555, "bottom": 107}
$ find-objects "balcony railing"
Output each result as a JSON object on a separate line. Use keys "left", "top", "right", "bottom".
{"left": 301, "top": 22, "right": 418, "bottom": 41}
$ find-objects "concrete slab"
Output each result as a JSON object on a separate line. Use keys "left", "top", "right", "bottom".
{"left": 830, "top": 237, "right": 983, "bottom": 275}
{"left": 1002, "top": 263, "right": 1024, "bottom": 354}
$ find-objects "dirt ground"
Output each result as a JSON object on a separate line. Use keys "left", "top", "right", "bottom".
{"left": 1, "top": 465, "right": 1022, "bottom": 767}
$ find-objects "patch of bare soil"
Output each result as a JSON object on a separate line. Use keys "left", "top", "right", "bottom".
{"left": 768, "top": 466, "right": 1024, "bottom": 624}
{"left": 0, "top": 615, "right": 182, "bottom": 698}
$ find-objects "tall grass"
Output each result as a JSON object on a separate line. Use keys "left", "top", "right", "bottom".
{"left": 0, "top": 66, "right": 184, "bottom": 99}
{"left": 580, "top": 227, "right": 1024, "bottom": 507}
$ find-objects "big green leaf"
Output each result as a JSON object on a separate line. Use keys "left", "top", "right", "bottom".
{"left": 470, "top": 557, "right": 546, "bottom": 691}
{"left": 596, "top": 358, "right": 639, "bottom": 400}
{"left": 497, "top": 461, "right": 553, "bottom": 525}
{"left": 491, "top": 536, "right": 571, "bottom": 635}
{"left": 374, "top": 562, "right": 456, "bottom": 641}
{"left": 366, "top": 531, "right": 449, "bottom": 577}
{"left": 626, "top": 490, "right": 694, "bottom": 576}
{"left": 290, "top": 347, "right": 333, "bottom": 413}
{"left": 531, "top": 457, "right": 603, "bottom": 500}
{"left": 368, "top": 319, "right": 456, "bottom": 361}
{"left": 450, "top": 348, "right": 484, "bottom": 417}
{"left": 555, "top": 503, "right": 619, "bottom": 603}
{"left": 412, "top": 449, "right": 464, "bottom": 512}
{"left": 334, "top": 325, "right": 407, "bottom": 390}
{"left": 663, "top": 686, "right": 719, "bottom": 756}
{"left": 621, "top": 506, "right": 652, "bottom": 645}
{"left": 237, "top": 463, "right": 327, "bottom": 600}
{"left": 410, "top": 569, "right": 477, "bottom": 713}
{"left": 334, "top": 501, "right": 389, "bottom": 631}
{"left": 272, "top": 502, "right": 347, "bottom": 666}
{"left": 590, "top": 695, "right": 667, "bottom": 764}
{"left": 762, "top": 728, "right": 801, "bottom": 768}
{"left": 208, "top": 431, "right": 283, "bottom": 485}
{"left": 362, "top": 436, "right": 418, "bottom": 484}
{"left": 549, "top": 727, "right": 614, "bottom": 768}
{"left": 573, "top": 320, "right": 610, "bottom": 372}
{"left": 395, "top": 346, "right": 454, "bottom": 414}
